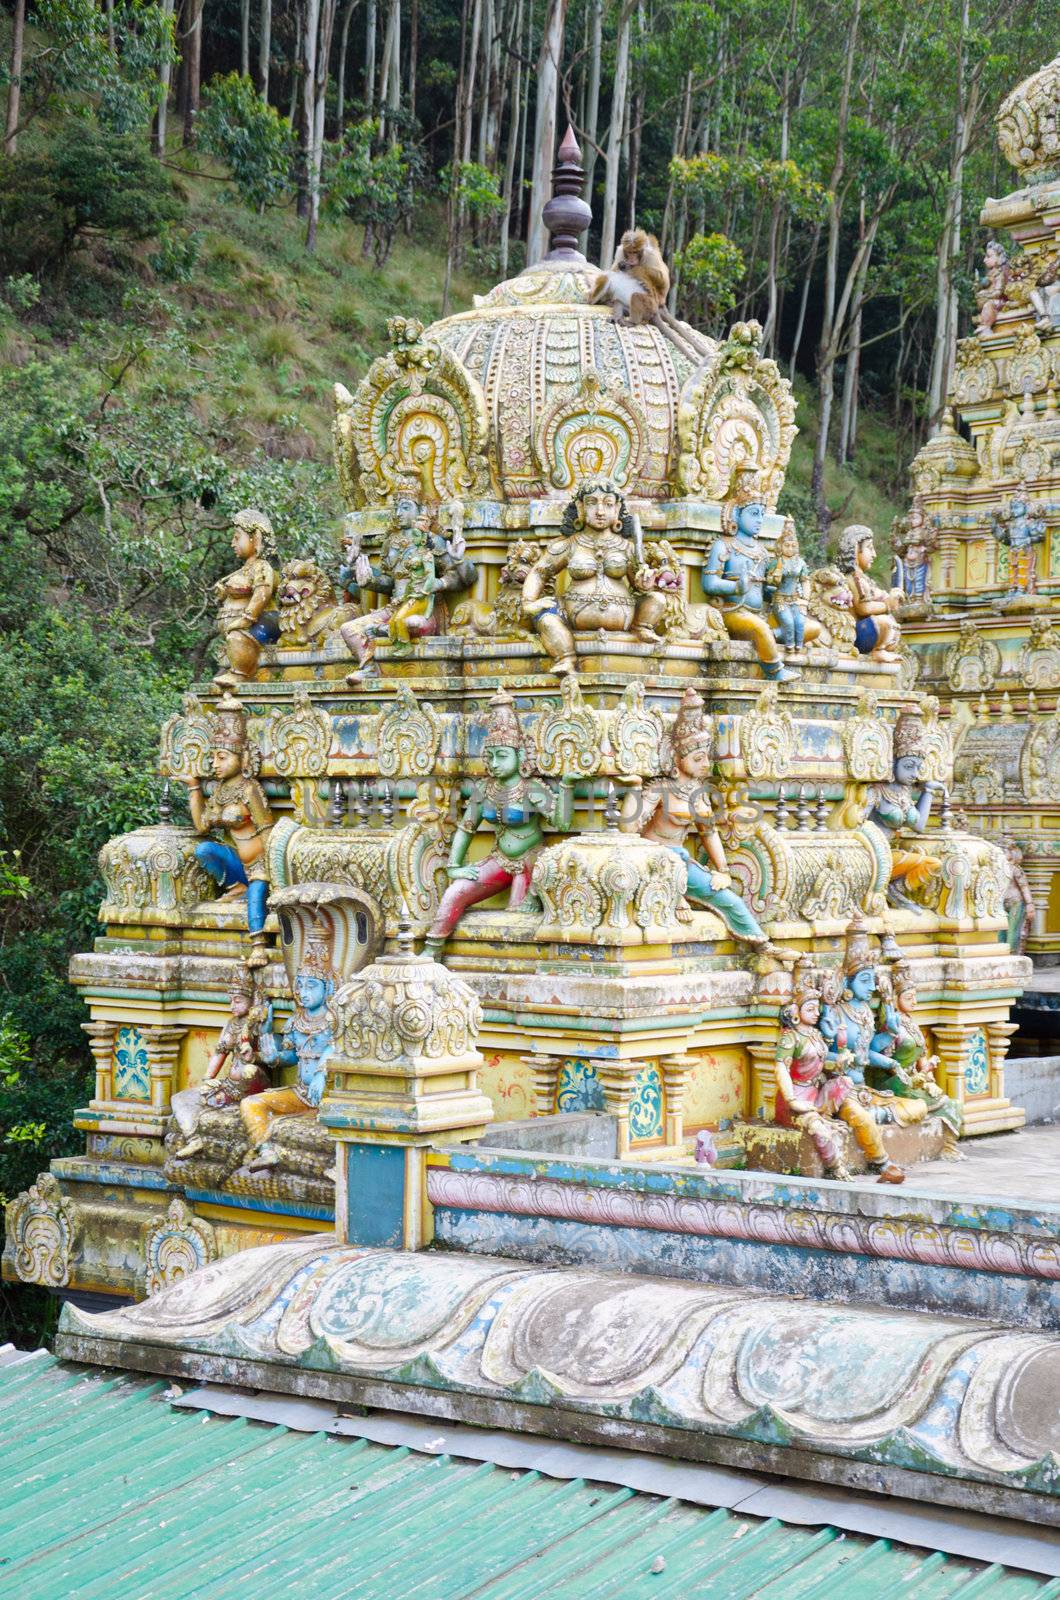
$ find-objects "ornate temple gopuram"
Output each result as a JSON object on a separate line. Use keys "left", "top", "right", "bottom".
{"left": 9, "top": 123, "right": 1060, "bottom": 1528}
{"left": 902, "top": 53, "right": 1060, "bottom": 967}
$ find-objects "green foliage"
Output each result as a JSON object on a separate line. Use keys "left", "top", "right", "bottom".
{"left": 675, "top": 231, "right": 746, "bottom": 328}
{"left": 148, "top": 225, "right": 202, "bottom": 283}
{"left": 441, "top": 160, "right": 505, "bottom": 217}
{"left": 4, "top": 0, "right": 176, "bottom": 141}
{"left": 0, "top": 123, "right": 182, "bottom": 275}
{"left": 2, "top": 275, "right": 42, "bottom": 312}
{"left": 199, "top": 74, "right": 295, "bottom": 211}
{"left": 328, "top": 119, "right": 422, "bottom": 264}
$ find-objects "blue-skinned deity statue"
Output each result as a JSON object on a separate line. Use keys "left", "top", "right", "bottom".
{"left": 240, "top": 926, "right": 336, "bottom": 1171}
{"left": 818, "top": 914, "right": 906, "bottom": 1183}
{"left": 703, "top": 470, "right": 821, "bottom": 682}
{"left": 991, "top": 482, "right": 1046, "bottom": 596}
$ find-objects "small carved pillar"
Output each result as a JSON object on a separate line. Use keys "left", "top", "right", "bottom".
{"left": 320, "top": 917, "right": 493, "bottom": 1251}
{"left": 82, "top": 1021, "right": 118, "bottom": 1105}
{"left": 526, "top": 1053, "right": 562, "bottom": 1117}
{"left": 985, "top": 1020, "right": 1018, "bottom": 1100}
{"left": 661, "top": 1054, "right": 695, "bottom": 1147}
{"left": 596, "top": 1062, "right": 633, "bottom": 1156}
{"left": 930, "top": 1023, "right": 975, "bottom": 1106}
{"left": 1019, "top": 858, "right": 1050, "bottom": 941}
{"left": 747, "top": 1041, "right": 777, "bottom": 1122}
{"left": 141, "top": 1026, "right": 187, "bottom": 1113}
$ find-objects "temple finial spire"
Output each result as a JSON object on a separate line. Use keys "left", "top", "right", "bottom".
{"left": 540, "top": 124, "right": 592, "bottom": 265}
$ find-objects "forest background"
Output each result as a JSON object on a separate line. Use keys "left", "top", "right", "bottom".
{"left": 0, "top": 0, "right": 1057, "bottom": 1339}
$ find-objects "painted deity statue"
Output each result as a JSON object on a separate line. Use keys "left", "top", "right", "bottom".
{"left": 340, "top": 494, "right": 439, "bottom": 674}
{"left": 1030, "top": 249, "right": 1060, "bottom": 331}
{"left": 619, "top": 685, "right": 771, "bottom": 950}
{"left": 992, "top": 483, "right": 1046, "bottom": 596}
{"left": 766, "top": 517, "right": 809, "bottom": 651}
{"left": 976, "top": 239, "right": 1011, "bottom": 335}
{"left": 773, "top": 961, "right": 902, "bottom": 1184}
{"left": 170, "top": 965, "right": 269, "bottom": 1159}
{"left": 870, "top": 963, "right": 965, "bottom": 1160}
{"left": 240, "top": 926, "right": 336, "bottom": 1171}
{"left": 425, "top": 688, "right": 574, "bottom": 955}
{"left": 891, "top": 495, "right": 938, "bottom": 604}
{"left": 1003, "top": 836, "right": 1035, "bottom": 955}
{"left": 521, "top": 480, "right": 669, "bottom": 676}
{"left": 703, "top": 469, "right": 820, "bottom": 683}
{"left": 866, "top": 707, "right": 942, "bottom": 913}
{"left": 817, "top": 916, "right": 905, "bottom": 1183}
{"left": 836, "top": 524, "right": 903, "bottom": 664}
{"left": 182, "top": 695, "right": 274, "bottom": 966}
{"left": 214, "top": 509, "right": 278, "bottom": 688}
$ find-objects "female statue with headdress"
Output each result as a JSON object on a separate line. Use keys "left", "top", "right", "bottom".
{"left": 425, "top": 689, "right": 574, "bottom": 954}
{"left": 870, "top": 962, "right": 965, "bottom": 1160}
{"left": 214, "top": 508, "right": 278, "bottom": 687}
{"left": 619, "top": 685, "right": 770, "bottom": 948}
{"left": 520, "top": 479, "right": 670, "bottom": 676}
{"left": 181, "top": 694, "right": 275, "bottom": 967}
{"left": 774, "top": 959, "right": 903, "bottom": 1184}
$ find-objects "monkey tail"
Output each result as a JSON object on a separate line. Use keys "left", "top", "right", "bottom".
{"left": 653, "top": 306, "right": 715, "bottom": 366}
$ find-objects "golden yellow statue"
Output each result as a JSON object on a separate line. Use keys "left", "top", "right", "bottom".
{"left": 521, "top": 479, "right": 668, "bottom": 675}
{"left": 214, "top": 509, "right": 278, "bottom": 687}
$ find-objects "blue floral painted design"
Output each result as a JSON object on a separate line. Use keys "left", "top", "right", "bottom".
{"left": 629, "top": 1064, "right": 663, "bottom": 1141}
{"left": 114, "top": 1027, "right": 150, "bottom": 1100}
{"left": 964, "top": 1029, "right": 989, "bottom": 1097}
{"left": 556, "top": 1058, "right": 605, "bottom": 1114}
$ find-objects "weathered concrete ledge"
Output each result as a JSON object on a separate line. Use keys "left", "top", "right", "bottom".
{"left": 427, "top": 1146, "right": 1060, "bottom": 1329}
{"left": 55, "top": 1239, "right": 1060, "bottom": 1526}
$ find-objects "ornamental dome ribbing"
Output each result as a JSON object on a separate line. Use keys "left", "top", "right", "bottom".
{"left": 997, "top": 53, "right": 1060, "bottom": 184}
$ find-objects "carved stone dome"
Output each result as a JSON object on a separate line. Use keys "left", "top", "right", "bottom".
{"left": 429, "top": 262, "right": 704, "bottom": 501}
{"left": 333, "top": 132, "right": 796, "bottom": 515}
{"left": 997, "top": 53, "right": 1060, "bottom": 183}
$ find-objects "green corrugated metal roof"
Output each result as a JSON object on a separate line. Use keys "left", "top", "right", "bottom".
{"left": 0, "top": 1351, "right": 1057, "bottom": 1600}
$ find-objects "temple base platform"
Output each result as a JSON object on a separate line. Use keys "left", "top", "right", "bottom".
{"left": 55, "top": 1233, "right": 1060, "bottom": 1527}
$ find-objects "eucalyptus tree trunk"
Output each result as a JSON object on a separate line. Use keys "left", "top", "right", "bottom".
{"left": 599, "top": 0, "right": 633, "bottom": 267}
{"left": 335, "top": 0, "right": 358, "bottom": 131}
{"left": 525, "top": 0, "right": 568, "bottom": 264}
{"left": 762, "top": 0, "right": 796, "bottom": 353}
{"left": 811, "top": 0, "right": 860, "bottom": 529}
{"left": 4, "top": 0, "right": 25, "bottom": 156}
{"left": 499, "top": 0, "right": 524, "bottom": 278}
{"left": 240, "top": 0, "right": 251, "bottom": 77}
{"left": 926, "top": 0, "right": 978, "bottom": 432}
{"left": 305, "top": 0, "right": 339, "bottom": 249}
{"left": 581, "top": 0, "right": 602, "bottom": 205}
{"left": 153, "top": 0, "right": 176, "bottom": 154}
{"left": 378, "top": 0, "right": 400, "bottom": 140}
{"left": 258, "top": 0, "right": 272, "bottom": 97}
{"left": 181, "top": 0, "right": 204, "bottom": 146}
{"left": 364, "top": 0, "right": 377, "bottom": 113}
{"left": 476, "top": 0, "right": 494, "bottom": 166}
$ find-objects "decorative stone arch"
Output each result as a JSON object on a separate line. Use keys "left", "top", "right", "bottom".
{"left": 334, "top": 317, "right": 497, "bottom": 508}
{"left": 673, "top": 320, "right": 796, "bottom": 506}
{"left": 532, "top": 372, "right": 649, "bottom": 493}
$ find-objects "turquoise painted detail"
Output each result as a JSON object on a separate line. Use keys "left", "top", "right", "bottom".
{"left": 629, "top": 1064, "right": 663, "bottom": 1141}
{"left": 113, "top": 1027, "right": 150, "bottom": 1101}
{"left": 965, "top": 1029, "right": 990, "bottom": 1096}
{"left": 346, "top": 1144, "right": 406, "bottom": 1247}
{"left": 556, "top": 1058, "right": 605, "bottom": 1114}
{"left": 184, "top": 1187, "right": 334, "bottom": 1222}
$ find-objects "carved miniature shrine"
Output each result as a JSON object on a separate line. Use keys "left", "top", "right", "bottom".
{"left": 902, "top": 53, "right": 1060, "bottom": 964}
{"left": 0, "top": 125, "right": 1029, "bottom": 1303}
{"left": 11, "top": 122, "right": 1060, "bottom": 1527}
